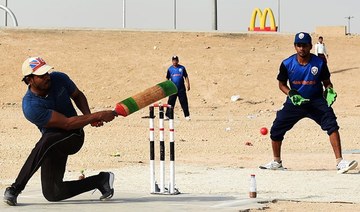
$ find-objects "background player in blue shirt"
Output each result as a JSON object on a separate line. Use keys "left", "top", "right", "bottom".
{"left": 259, "top": 32, "right": 357, "bottom": 174}
{"left": 4, "top": 57, "right": 117, "bottom": 206}
{"left": 165, "top": 56, "right": 191, "bottom": 120}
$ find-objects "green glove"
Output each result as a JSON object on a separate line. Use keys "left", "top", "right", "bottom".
{"left": 288, "top": 89, "right": 310, "bottom": 106}
{"left": 324, "top": 87, "right": 337, "bottom": 107}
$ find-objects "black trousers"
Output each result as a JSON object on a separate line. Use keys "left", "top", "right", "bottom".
{"left": 12, "top": 129, "right": 105, "bottom": 201}
{"left": 318, "top": 54, "right": 327, "bottom": 63}
{"left": 166, "top": 89, "right": 190, "bottom": 117}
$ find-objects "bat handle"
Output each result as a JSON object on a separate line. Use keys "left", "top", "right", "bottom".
{"left": 114, "top": 103, "right": 127, "bottom": 117}
{"left": 112, "top": 110, "right": 119, "bottom": 117}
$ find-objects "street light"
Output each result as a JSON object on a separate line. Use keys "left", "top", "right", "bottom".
{"left": 344, "top": 16, "right": 354, "bottom": 35}
{"left": 5, "top": 0, "right": 7, "bottom": 26}
{"left": 123, "top": 0, "right": 126, "bottom": 28}
{"left": 277, "top": 0, "right": 280, "bottom": 32}
{"left": 213, "top": 0, "right": 218, "bottom": 30}
{"left": 174, "top": 0, "right": 177, "bottom": 29}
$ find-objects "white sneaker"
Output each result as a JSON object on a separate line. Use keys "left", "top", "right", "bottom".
{"left": 337, "top": 160, "right": 358, "bottom": 174}
{"left": 185, "top": 116, "right": 191, "bottom": 121}
{"left": 259, "top": 160, "right": 285, "bottom": 170}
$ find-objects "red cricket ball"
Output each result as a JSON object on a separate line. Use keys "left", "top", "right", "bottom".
{"left": 260, "top": 127, "right": 268, "bottom": 135}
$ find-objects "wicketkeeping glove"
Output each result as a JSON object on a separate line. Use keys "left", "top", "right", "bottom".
{"left": 324, "top": 87, "right": 337, "bottom": 107}
{"left": 288, "top": 89, "right": 310, "bottom": 106}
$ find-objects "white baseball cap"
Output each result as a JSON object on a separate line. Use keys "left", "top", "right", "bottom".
{"left": 22, "top": 57, "right": 53, "bottom": 76}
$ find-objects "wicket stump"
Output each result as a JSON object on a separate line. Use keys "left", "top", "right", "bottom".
{"left": 149, "top": 103, "right": 179, "bottom": 195}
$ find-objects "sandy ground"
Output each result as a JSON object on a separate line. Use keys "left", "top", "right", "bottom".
{"left": 0, "top": 29, "right": 360, "bottom": 211}
{"left": 2, "top": 165, "right": 360, "bottom": 211}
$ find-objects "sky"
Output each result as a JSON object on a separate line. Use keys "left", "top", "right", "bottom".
{"left": 0, "top": 0, "right": 359, "bottom": 34}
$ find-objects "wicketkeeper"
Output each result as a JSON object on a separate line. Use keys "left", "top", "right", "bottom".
{"left": 259, "top": 32, "right": 358, "bottom": 173}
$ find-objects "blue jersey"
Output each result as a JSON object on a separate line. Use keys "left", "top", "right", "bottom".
{"left": 166, "top": 65, "right": 188, "bottom": 90}
{"left": 22, "top": 72, "right": 77, "bottom": 134}
{"left": 277, "top": 54, "right": 330, "bottom": 102}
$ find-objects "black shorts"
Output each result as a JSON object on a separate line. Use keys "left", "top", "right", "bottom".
{"left": 270, "top": 98, "right": 339, "bottom": 141}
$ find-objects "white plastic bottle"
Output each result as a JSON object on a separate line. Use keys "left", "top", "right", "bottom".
{"left": 249, "top": 174, "right": 257, "bottom": 198}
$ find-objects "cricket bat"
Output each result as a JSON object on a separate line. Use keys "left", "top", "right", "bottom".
{"left": 114, "top": 80, "right": 178, "bottom": 117}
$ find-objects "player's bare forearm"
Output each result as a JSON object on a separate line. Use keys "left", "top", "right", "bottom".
{"left": 322, "top": 79, "right": 333, "bottom": 89}
{"left": 71, "top": 88, "right": 91, "bottom": 115}
{"left": 185, "top": 77, "right": 190, "bottom": 91}
{"left": 279, "top": 81, "right": 290, "bottom": 96}
{"left": 66, "top": 111, "right": 115, "bottom": 129}
{"left": 45, "top": 110, "right": 116, "bottom": 131}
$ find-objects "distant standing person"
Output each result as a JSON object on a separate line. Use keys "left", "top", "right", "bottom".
{"left": 314, "top": 36, "right": 328, "bottom": 63}
{"left": 259, "top": 32, "right": 357, "bottom": 174}
{"left": 165, "top": 56, "right": 191, "bottom": 120}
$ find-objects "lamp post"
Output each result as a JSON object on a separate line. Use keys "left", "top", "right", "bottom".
{"left": 345, "top": 16, "right": 354, "bottom": 35}
{"left": 213, "top": 0, "right": 217, "bottom": 30}
{"left": 123, "top": 0, "right": 126, "bottom": 28}
{"left": 0, "top": 3, "right": 18, "bottom": 26}
{"left": 174, "top": 0, "right": 176, "bottom": 29}
{"left": 277, "top": 0, "right": 280, "bottom": 32}
{"left": 4, "top": 0, "right": 7, "bottom": 26}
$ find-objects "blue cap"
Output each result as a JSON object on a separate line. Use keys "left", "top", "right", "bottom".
{"left": 294, "top": 32, "right": 312, "bottom": 44}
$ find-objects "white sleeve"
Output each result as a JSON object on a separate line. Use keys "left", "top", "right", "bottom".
{"left": 314, "top": 44, "right": 318, "bottom": 55}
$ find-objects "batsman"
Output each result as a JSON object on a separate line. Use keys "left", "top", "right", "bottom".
{"left": 3, "top": 57, "right": 177, "bottom": 206}
{"left": 3, "top": 57, "right": 118, "bottom": 206}
{"left": 259, "top": 32, "right": 358, "bottom": 173}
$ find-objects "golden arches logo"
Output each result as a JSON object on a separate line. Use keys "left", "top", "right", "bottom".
{"left": 248, "top": 8, "right": 277, "bottom": 32}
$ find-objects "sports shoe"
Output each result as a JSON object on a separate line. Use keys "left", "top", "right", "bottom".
{"left": 337, "top": 160, "right": 358, "bottom": 174}
{"left": 185, "top": 116, "right": 191, "bottom": 121}
{"left": 99, "top": 172, "right": 114, "bottom": 201}
{"left": 3, "top": 186, "right": 20, "bottom": 206}
{"left": 259, "top": 160, "right": 285, "bottom": 170}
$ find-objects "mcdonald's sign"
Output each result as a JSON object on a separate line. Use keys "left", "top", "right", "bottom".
{"left": 248, "top": 8, "right": 277, "bottom": 32}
